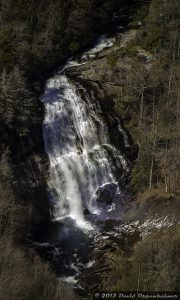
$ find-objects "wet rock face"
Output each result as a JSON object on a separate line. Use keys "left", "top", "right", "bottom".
{"left": 69, "top": 75, "right": 137, "bottom": 164}
{"left": 96, "top": 183, "right": 118, "bottom": 206}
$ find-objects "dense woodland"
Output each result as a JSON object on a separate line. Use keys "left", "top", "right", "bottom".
{"left": 0, "top": 0, "right": 179, "bottom": 299}
{"left": 100, "top": 0, "right": 180, "bottom": 291}
{"left": 129, "top": 0, "right": 180, "bottom": 195}
{"left": 105, "top": 0, "right": 180, "bottom": 195}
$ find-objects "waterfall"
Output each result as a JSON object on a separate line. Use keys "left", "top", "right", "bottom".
{"left": 41, "top": 36, "right": 129, "bottom": 228}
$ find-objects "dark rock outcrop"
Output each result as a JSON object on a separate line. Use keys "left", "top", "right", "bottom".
{"left": 96, "top": 183, "right": 118, "bottom": 206}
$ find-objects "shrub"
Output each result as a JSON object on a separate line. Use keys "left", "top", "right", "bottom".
{"left": 0, "top": 238, "right": 76, "bottom": 300}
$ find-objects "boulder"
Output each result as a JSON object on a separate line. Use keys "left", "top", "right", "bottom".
{"left": 84, "top": 208, "right": 91, "bottom": 215}
{"left": 96, "top": 183, "right": 117, "bottom": 206}
{"left": 99, "top": 239, "right": 113, "bottom": 250}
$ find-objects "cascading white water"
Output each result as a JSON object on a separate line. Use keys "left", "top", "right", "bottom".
{"left": 42, "top": 36, "right": 129, "bottom": 228}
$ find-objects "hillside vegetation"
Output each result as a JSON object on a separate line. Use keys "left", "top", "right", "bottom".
{"left": 126, "top": 0, "right": 180, "bottom": 195}
{"left": 103, "top": 0, "right": 180, "bottom": 291}
{"left": 69, "top": 0, "right": 180, "bottom": 293}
